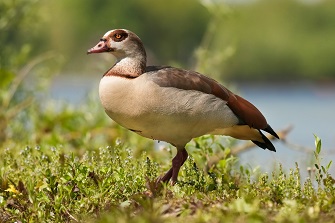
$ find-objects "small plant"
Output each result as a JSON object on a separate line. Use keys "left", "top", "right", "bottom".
{"left": 313, "top": 135, "right": 333, "bottom": 187}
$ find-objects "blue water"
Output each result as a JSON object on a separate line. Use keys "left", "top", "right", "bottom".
{"left": 236, "top": 82, "right": 335, "bottom": 177}
{"left": 50, "top": 76, "right": 335, "bottom": 178}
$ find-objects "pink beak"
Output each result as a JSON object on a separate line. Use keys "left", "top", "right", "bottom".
{"left": 87, "top": 40, "right": 111, "bottom": 54}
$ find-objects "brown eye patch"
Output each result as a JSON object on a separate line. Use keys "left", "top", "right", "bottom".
{"left": 112, "top": 31, "right": 128, "bottom": 42}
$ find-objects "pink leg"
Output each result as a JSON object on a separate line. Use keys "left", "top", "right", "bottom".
{"left": 158, "top": 148, "right": 188, "bottom": 185}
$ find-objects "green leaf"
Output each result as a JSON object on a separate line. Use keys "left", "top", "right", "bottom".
{"left": 326, "top": 160, "right": 333, "bottom": 171}
{"left": 314, "top": 134, "right": 322, "bottom": 154}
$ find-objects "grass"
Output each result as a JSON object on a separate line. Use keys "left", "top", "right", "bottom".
{"left": 1, "top": 133, "right": 335, "bottom": 222}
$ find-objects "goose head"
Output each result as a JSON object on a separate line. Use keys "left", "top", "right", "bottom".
{"left": 87, "top": 29, "right": 147, "bottom": 75}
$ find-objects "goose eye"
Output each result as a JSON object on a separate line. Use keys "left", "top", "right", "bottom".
{"left": 115, "top": 34, "right": 122, "bottom": 39}
{"left": 112, "top": 32, "right": 128, "bottom": 42}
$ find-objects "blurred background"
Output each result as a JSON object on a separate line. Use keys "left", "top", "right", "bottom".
{"left": 1, "top": 0, "right": 335, "bottom": 175}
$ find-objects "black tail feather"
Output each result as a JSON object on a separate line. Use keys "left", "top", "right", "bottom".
{"left": 252, "top": 130, "right": 276, "bottom": 152}
{"left": 263, "top": 124, "right": 280, "bottom": 139}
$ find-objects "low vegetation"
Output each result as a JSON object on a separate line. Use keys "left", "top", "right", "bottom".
{"left": 1, "top": 129, "right": 335, "bottom": 222}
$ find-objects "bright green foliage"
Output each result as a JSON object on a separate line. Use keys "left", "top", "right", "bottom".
{"left": 0, "top": 135, "right": 335, "bottom": 222}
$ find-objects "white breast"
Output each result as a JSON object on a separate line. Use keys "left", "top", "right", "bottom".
{"left": 99, "top": 74, "right": 239, "bottom": 147}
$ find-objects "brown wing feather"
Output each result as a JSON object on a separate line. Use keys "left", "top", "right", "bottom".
{"left": 146, "top": 66, "right": 267, "bottom": 130}
{"left": 226, "top": 93, "right": 267, "bottom": 129}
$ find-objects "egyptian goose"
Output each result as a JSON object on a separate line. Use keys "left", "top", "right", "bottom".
{"left": 87, "top": 29, "right": 279, "bottom": 185}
